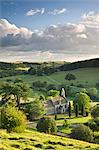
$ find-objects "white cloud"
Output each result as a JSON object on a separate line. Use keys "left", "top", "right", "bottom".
{"left": 73, "top": 24, "right": 86, "bottom": 33}
{"left": 41, "top": 8, "right": 45, "bottom": 14}
{"left": 77, "top": 34, "right": 87, "bottom": 39}
{"left": 26, "top": 8, "right": 45, "bottom": 16}
{"left": 0, "top": 11, "right": 99, "bottom": 62}
{"left": 48, "top": 8, "right": 66, "bottom": 15}
{"left": 82, "top": 11, "right": 99, "bottom": 23}
{"left": 0, "top": 19, "right": 33, "bottom": 38}
{"left": 81, "top": 11, "right": 99, "bottom": 28}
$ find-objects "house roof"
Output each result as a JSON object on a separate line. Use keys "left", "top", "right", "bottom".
{"left": 46, "top": 96, "right": 67, "bottom": 106}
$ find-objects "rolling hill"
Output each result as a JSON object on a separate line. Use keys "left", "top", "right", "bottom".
{"left": 58, "top": 58, "right": 99, "bottom": 71}
{"left": 0, "top": 129, "right": 99, "bottom": 150}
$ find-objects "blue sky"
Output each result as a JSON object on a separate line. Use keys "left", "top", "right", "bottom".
{"left": 1, "top": 0, "right": 99, "bottom": 30}
{"left": 0, "top": 0, "right": 99, "bottom": 62}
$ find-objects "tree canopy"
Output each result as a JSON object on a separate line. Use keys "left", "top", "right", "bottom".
{"left": 74, "top": 92, "right": 91, "bottom": 113}
{"left": 0, "top": 81, "right": 30, "bottom": 108}
{"left": 65, "top": 73, "right": 76, "bottom": 81}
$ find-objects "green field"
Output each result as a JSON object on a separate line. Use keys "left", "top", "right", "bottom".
{"left": 0, "top": 67, "right": 99, "bottom": 86}
{"left": 0, "top": 67, "right": 99, "bottom": 98}
{"left": 0, "top": 129, "right": 99, "bottom": 150}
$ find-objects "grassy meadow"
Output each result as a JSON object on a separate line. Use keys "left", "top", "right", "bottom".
{"left": 0, "top": 67, "right": 99, "bottom": 98}
{"left": 0, "top": 67, "right": 99, "bottom": 86}
{"left": 0, "top": 129, "right": 99, "bottom": 150}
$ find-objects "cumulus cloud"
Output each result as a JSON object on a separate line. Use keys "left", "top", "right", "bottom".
{"left": 0, "top": 11, "right": 99, "bottom": 62}
{"left": 81, "top": 11, "right": 99, "bottom": 28}
{"left": 26, "top": 8, "right": 45, "bottom": 16}
{"left": 0, "top": 19, "right": 33, "bottom": 38}
{"left": 48, "top": 8, "right": 66, "bottom": 15}
{"left": 77, "top": 34, "right": 87, "bottom": 39}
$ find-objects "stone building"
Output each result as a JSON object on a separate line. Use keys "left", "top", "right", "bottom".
{"left": 44, "top": 88, "right": 68, "bottom": 115}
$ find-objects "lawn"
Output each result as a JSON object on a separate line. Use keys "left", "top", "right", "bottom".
{"left": 0, "top": 129, "right": 99, "bottom": 150}
{"left": 49, "top": 114, "right": 92, "bottom": 134}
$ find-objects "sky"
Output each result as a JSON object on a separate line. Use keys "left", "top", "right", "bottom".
{"left": 0, "top": 0, "right": 99, "bottom": 62}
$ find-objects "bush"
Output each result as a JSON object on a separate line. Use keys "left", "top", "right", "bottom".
{"left": 36, "top": 117, "right": 57, "bottom": 134}
{"left": 71, "top": 124, "right": 93, "bottom": 142}
{"left": 87, "top": 119, "right": 99, "bottom": 131}
{"left": 91, "top": 105, "right": 99, "bottom": 118}
{"left": 48, "top": 90, "right": 59, "bottom": 97}
{"left": 65, "top": 73, "right": 76, "bottom": 81}
{"left": 63, "top": 119, "right": 70, "bottom": 128}
{"left": 25, "top": 100, "right": 45, "bottom": 120}
{"left": 0, "top": 105, "right": 26, "bottom": 132}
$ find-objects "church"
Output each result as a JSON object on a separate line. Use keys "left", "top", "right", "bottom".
{"left": 44, "top": 88, "right": 69, "bottom": 115}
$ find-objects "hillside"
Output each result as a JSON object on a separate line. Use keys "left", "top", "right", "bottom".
{"left": 0, "top": 129, "right": 99, "bottom": 150}
{"left": 0, "top": 67, "right": 99, "bottom": 87}
{"left": 58, "top": 58, "right": 99, "bottom": 71}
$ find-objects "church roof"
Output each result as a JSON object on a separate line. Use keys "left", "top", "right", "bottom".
{"left": 47, "top": 96, "right": 67, "bottom": 106}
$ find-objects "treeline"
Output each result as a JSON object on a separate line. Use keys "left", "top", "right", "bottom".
{"left": 0, "top": 61, "right": 66, "bottom": 77}
{"left": 0, "top": 58, "right": 99, "bottom": 78}
{"left": 0, "top": 62, "right": 26, "bottom": 70}
{"left": 0, "top": 70, "right": 26, "bottom": 78}
{"left": 58, "top": 58, "right": 99, "bottom": 71}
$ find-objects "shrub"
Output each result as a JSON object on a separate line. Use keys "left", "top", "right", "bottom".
{"left": 36, "top": 117, "right": 57, "bottom": 134}
{"left": 65, "top": 73, "right": 76, "bottom": 81}
{"left": 87, "top": 120, "right": 99, "bottom": 131}
{"left": 71, "top": 124, "right": 93, "bottom": 142}
{"left": 0, "top": 105, "right": 26, "bottom": 132}
{"left": 25, "top": 100, "right": 45, "bottom": 120}
{"left": 48, "top": 90, "right": 59, "bottom": 97}
{"left": 91, "top": 105, "right": 99, "bottom": 118}
{"left": 63, "top": 119, "right": 70, "bottom": 128}
{"left": 55, "top": 114, "right": 57, "bottom": 120}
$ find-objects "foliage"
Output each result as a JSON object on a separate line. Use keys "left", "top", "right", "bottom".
{"left": 68, "top": 101, "right": 72, "bottom": 117}
{"left": 0, "top": 105, "right": 26, "bottom": 132}
{"left": 55, "top": 114, "right": 57, "bottom": 120}
{"left": 65, "top": 73, "right": 76, "bottom": 81}
{"left": 28, "top": 67, "right": 36, "bottom": 75}
{"left": 86, "top": 117, "right": 99, "bottom": 131}
{"left": 74, "top": 92, "right": 91, "bottom": 113}
{"left": 63, "top": 119, "right": 70, "bottom": 128}
{"left": 39, "top": 95, "right": 45, "bottom": 101}
{"left": 47, "top": 84, "right": 57, "bottom": 91}
{"left": 75, "top": 103, "right": 79, "bottom": 117}
{"left": 32, "top": 81, "right": 47, "bottom": 88}
{"left": 25, "top": 100, "right": 45, "bottom": 120}
{"left": 88, "top": 88, "right": 98, "bottom": 100}
{"left": 80, "top": 88, "right": 88, "bottom": 93}
{"left": 71, "top": 124, "right": 93, "bottom": 142}
{"left": 81, "top": 104, "right": 84, "bottom": 116}
{"left": 59, "top": 58, "right": 99, "bottom": 71}
{"left": 48, "top": 90, "right": 59, "bottom": 97}
{"left": 0, "top": 81, "right": 30, "bottom": 108}
{"left": 96, "top": 83, "right": 99, "bottom": 88}
{"left": 36, "top": 117, "right": 57, "bottom": 134}
{"left": 91, "top": 105, "right": 99, "bottom": 118}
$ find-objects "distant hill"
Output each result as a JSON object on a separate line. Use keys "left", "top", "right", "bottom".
{"left": 58, "top": 58, "right": 99, "bottom": 71}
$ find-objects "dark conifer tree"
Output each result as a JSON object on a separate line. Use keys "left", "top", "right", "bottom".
{"left": 75, "top": 104, "right": 79, "bottom": 117}
{"left": 68, "top": 101, "right": 72, "bottom": 118}
{"left": 81, "top": 104, "right": 84, "bottom": 116}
